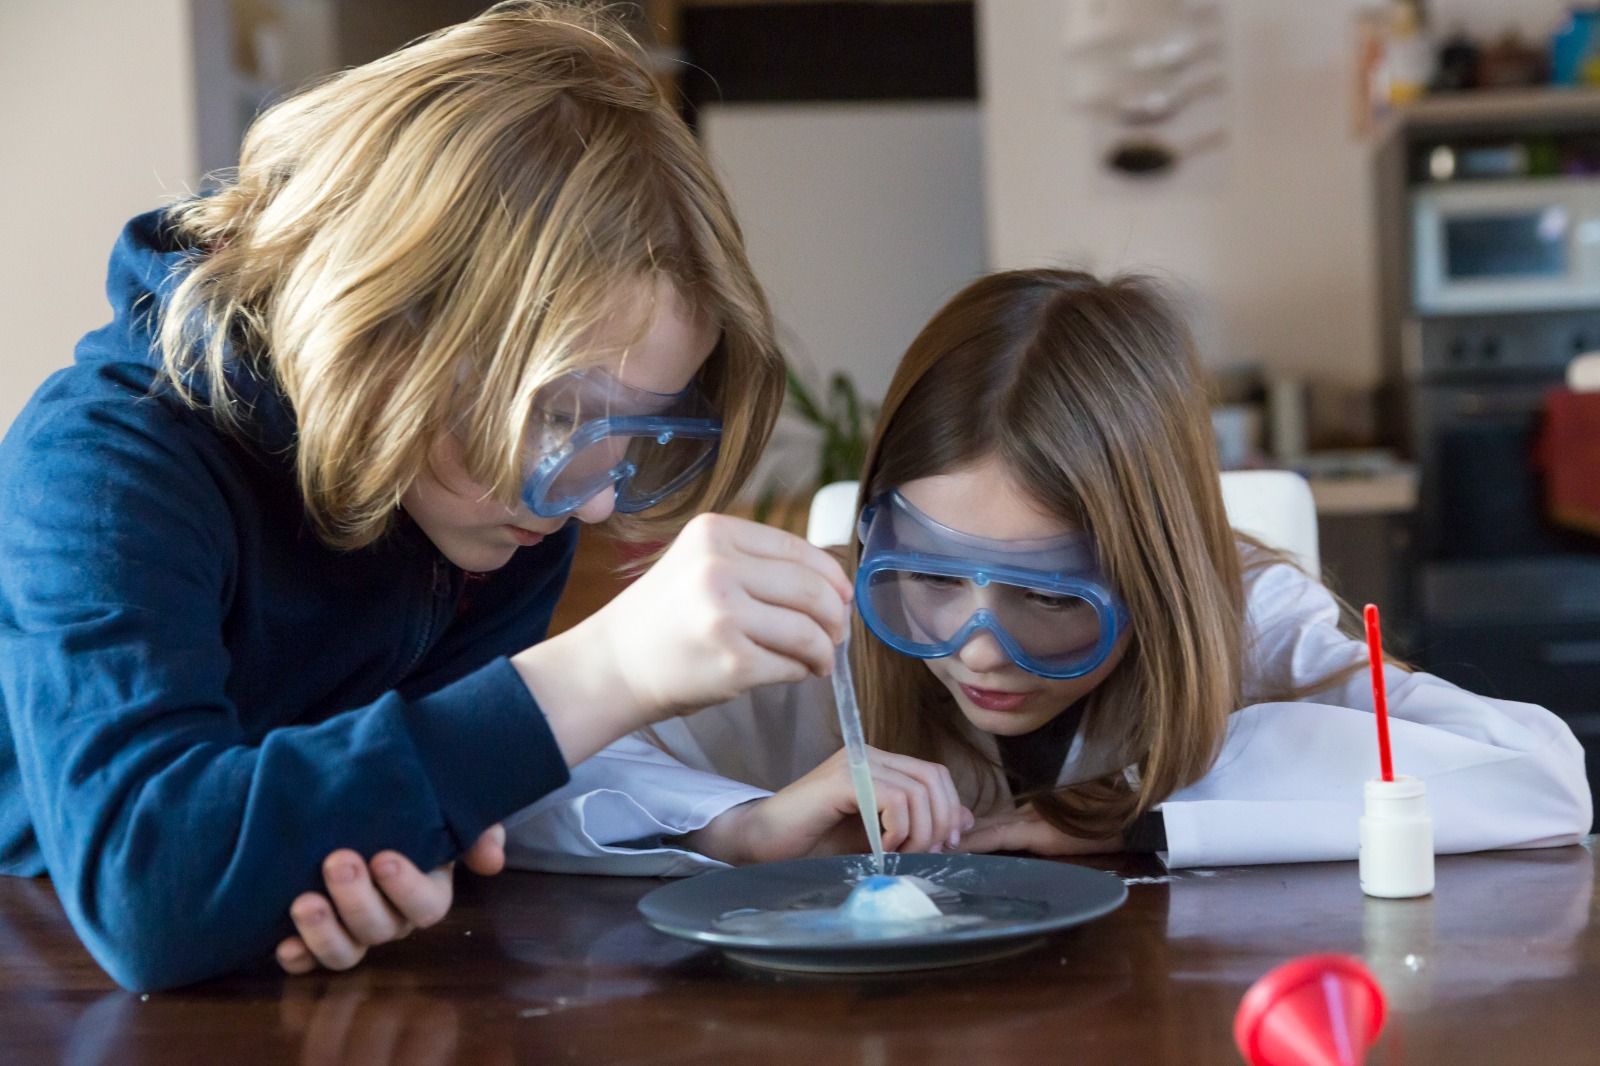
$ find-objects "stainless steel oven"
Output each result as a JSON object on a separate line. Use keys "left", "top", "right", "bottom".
{"left": 1379, "top": 94, "right": 1600, "bottom": 824}
{"left": 1408, "top": 311, "right": 1600, "bottom": 798}
{"left": 1413, "top": 372, "right": 1596, "bottom": 562}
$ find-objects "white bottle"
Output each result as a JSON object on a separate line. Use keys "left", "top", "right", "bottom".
{"left": 1359, "top": 775, "right": 1434, "bottom": 898}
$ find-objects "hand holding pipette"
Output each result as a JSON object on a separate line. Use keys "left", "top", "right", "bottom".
{"left": 677, "top": 722, "right": 971, "bottom": 864}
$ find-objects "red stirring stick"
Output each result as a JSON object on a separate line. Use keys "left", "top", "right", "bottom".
{"left": 1363, "top": 604, "right": 1394, "bottom": 783}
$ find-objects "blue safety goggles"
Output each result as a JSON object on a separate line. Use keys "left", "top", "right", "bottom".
{"left": 854, "top": 491, "right": 1128, "bottom": 680}
{"left": 521, "top": 369, "right": 722, "bottom": 518}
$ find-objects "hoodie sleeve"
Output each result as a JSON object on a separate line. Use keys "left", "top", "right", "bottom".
{"left": 1157, "top": 560, "right": 1592, "bottom": 868}
{"left": 0, "top": 396, "right": 571, "bottom": 992}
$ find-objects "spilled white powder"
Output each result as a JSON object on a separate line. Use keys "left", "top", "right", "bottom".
{"left": 1122, "top": 869, "right": 1223, "bottom": 886}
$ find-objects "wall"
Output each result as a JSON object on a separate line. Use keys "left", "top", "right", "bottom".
{"left": 0, "top": 1, "right": 198, "bottom": 433}
{"left": 700, "top": 102, "right": 988, "bottom": 495}
{"left": 977, "top": 0, "right": 1578, "bottom": 388}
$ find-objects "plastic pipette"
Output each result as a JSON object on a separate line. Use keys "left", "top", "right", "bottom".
{"left": 831, "top": 631, "right": 886, "bottom": 875}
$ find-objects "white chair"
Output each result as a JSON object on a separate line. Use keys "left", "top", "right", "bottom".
{"left": 805, "top": 470, "right": 1320, "bottom": 575}
{"left": 1217, "top": 470, "right": 1320, "bottom": 576}
{"left": 1569, "top": 351, "right": 1600, "bottom": 393}
{"left": 805, "top": 481, "right": 863, "bottom": 549}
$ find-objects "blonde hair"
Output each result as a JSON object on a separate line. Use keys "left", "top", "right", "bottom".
{"left": 852, "top": 269, "right": 1249, "bottom": 839}
{"left": 158, "top": 1, "right": 782, "bottom": 548}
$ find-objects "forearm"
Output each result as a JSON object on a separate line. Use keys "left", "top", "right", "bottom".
{"left": 511, "top": 619, "right": 641, "bottom": 767}
{"left": 24, "top": 661, "right": 569, "bottom": 991}
{"left": 678, "top": 800, "right": 761, "bottom": 864}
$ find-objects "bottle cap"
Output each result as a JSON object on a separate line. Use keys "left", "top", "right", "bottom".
{"left": 1234, "top": 954, "right": 1387, "bottom": 1066}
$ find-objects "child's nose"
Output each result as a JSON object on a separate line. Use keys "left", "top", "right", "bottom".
{"left": 955, "top": 631, "right": 1011, "bottom": 673}
{"left": 573, "top": 485, "right": 618, "bottom": 525}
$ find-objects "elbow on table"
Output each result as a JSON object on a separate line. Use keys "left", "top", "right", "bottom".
{"left": 1548, "top": 736, "right": 1595, "bottom": 843}
{"left": 95, "top": 945, "right": 200, "bottom": 995}
{"left": 1449, "top": 735, "right": 1594, "bottom": 853}
{"left": 62, "top": 875, "right": 269, "bottom": 993}
{"left": 1530, "top": 719, "right": 1594, "bottom": 844}
{"left": 60, "top": 931, "right": 185, "bottom": 995}
{"left": 80, "top": 911, "right": 243, "bottom": 993}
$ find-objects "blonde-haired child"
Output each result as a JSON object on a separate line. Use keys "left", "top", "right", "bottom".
{"left": 0, "top": 2, "right": 849, "bottom": 991}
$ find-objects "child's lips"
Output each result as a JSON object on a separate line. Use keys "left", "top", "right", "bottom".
{"left": 959, "top": 684, "right": 1030, "bottom": 712}
{"left": 505, "top": 526, "right": 545, "bottom": 547}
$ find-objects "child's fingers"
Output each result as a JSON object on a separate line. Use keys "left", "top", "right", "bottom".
{"left": 955, "top": 817, "right": 1035, "bottom": 855}
{"left": 721, "top": 517, "right": 854, "bottom": 603}
{"left": 875, "top": 752, "right": 961, "bottom": 850}
{"left": 960, "top": 812, "right": 1113, "bottom": 857}
{"left": 874, "top": 768, "right": 935, "bottom": 852}
{"left": 737, "top": 560, "right": 851, "bottom": 643}
{"left": 462, "top": 823, "right": 506, "bottom": 877}
{"left": 877, "top": 788, "right": 911, "bottom": 852}
{"left": 739, "top": 600, "right": 837, "bottom": 678}
{"left": 941, "top": 769, "right": 966, "bottom": 843}
{"left": 823, "top": 756, "right": 938, "bottom": 854}
{"left": 727, "top": 636, "right": 815, "bottom": 690}
{"left": 371, "top": 851, "right": 455, "bottom": 930}
{"left": 275, "top": 935, "right": 317, "bottom": 975}
{"left": 957, "top": 807, "right": 1047, "bottom": 852}
{"left": 289, "top": 892, "right": 368, "bottom": 971}
{"left": 324, "top": 850, "right": 409, "bottom": 946}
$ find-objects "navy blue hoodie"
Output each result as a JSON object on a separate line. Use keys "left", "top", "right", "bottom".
{"left": 0, "top": 210, "right": 576, "bottom": 991}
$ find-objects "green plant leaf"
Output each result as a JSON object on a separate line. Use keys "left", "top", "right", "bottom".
{"left": 751, "top": 362, "right": 879, "bottom": 521}
{"left": 785, "top": 364, "right": 826, "bottom": 427}
{"left": 753, "top": 482, "right": 779, "bottom": 524}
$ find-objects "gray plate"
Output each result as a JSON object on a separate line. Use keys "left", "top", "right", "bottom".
{"left": 637, "top": 853, "right": 1128, "bottom": 974}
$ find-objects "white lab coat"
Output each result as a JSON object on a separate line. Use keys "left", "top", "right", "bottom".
{"left": 505, "top": 556, "right": 1592, "bottom": 874}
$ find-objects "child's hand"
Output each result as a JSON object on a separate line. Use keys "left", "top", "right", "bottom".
{"left": 686, "top": 746, "right": 975, "bottom": 865}
{"left": 957, "top": 803, "right": 1123, "bottom": 857}
{"left": 275, "top": 823, "right": 505, "bottom": 975}
{"left": 515, "top": 514, "right": 855, "bottom": 764}
{"left": 593, "top": 514, "right": 854, "bottom": 718}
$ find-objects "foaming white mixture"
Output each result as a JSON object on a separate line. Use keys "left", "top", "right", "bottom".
{"left": 839, "top": 876, "right": 942, "bottom": 923}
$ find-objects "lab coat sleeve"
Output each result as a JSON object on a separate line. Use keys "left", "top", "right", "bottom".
{"left": 501, "top": 731, "right": 772, "bottom": 876}
{"left": 504, "top": 677, "right": 840, "bottom": 876}
{"left": 1158, "top": 559, "right": 1592, "bottom": 868}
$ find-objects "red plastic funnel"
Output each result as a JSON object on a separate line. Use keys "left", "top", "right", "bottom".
{"left": 1234, "top": 954, "right": 1386, "bottom": 1066}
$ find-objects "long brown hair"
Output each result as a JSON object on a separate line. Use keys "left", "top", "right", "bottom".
{"left": 851, "top": 269, "right": 1244, "bottom": 839}
{"left": 158, "top": 1, "right": 781, "bottom": 549}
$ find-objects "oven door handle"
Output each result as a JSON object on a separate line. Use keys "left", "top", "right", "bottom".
{"left": 1538, "top": 640, "right": 1600, "bottom": 666}
{"left": 1449, "top": 393, "right": 1548, "bottom": 419}
{"left": 1558, "top": 712, "right": 1600, "bottom": 740}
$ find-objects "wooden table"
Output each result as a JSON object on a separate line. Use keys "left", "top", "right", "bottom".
{"left": 3, "top": 843, "right": 1596, "bottom": 1064}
